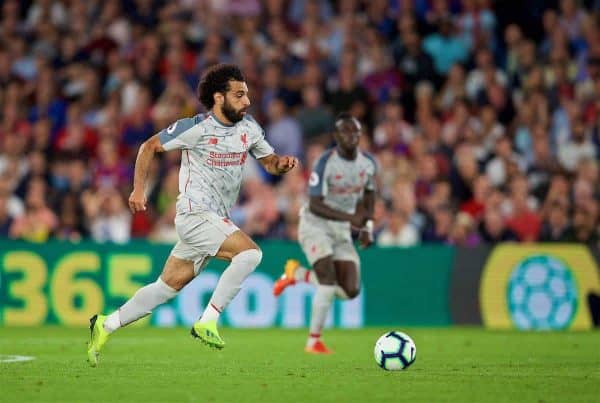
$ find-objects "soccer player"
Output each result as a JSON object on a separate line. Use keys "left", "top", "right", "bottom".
{"left": 273, "top": 113, "right": 377, "bottom": 354}
{"left": 87, "top": 64, "right": 298, "bottom": 366}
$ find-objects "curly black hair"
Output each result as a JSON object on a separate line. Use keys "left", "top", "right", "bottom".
{"left": 197, "top": 64, "right": 245, "bottom": 110}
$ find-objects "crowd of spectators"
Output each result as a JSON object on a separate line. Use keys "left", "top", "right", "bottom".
{"left": 0, "top": 0, "right": 598, "bottom": 247}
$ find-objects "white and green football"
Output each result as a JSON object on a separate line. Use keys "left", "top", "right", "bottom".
{"left": 374, "top": 331, "right": 416, "bottom": 371}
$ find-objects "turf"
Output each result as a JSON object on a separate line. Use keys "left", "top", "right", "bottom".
{"left": 1, "top": 327, "right": 598, "bottom": 403}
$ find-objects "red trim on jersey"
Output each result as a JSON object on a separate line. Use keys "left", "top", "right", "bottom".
{"left": 210, "top": 303, "right": 222, "bottom": 313}
{"left": 304, "top": 271, "right": 310, "bottom": 283}
{"left": 184, "top": 150, "right": 192, "bottom": 212}
{"left": 309, "top": 333, "right": 321, "bottom": 338}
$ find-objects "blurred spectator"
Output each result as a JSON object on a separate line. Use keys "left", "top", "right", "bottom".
{"left": 0, "top": 1, "right": 597, "bottom": 246}
{"left": 422, "top": 204, "right": 453, "bottom": 243}
{"left": 456, "top": 0, "right": 497, "bottom": 50}
{"left": 393, "top": 30, "right": 436, "bottom": 88}
{"left": 505, "top": 176, "right": 542, "bottom": 241}
{"left": 572, "top": 199, "right": 599, "bottom": 244}
{"left": 93, "top": 139, "right": 132, "bottom": 192}
{"left": 265, "top": 98, "right": 303, "bottom": 160}
{"left": 260, "top": 62, "right": 300, "bottom": 111}
{"left": 0, "top": 189, "right": 13, "bottom": 237}
{"left": 55, "top": 193, "right": 84, "bottom": 242}
{"left": 377, "top": 209, "right": 420, "bottom": 247}
{"left": 460, "top": 175, "right": 491, "bottom": 222}
{"left": 438, "top": 64, "right": 467, "bottom": 112}
{"left": 466, "top": 49, "right": 507, "bottom": 100}
{"left": 478, "top": 209, "right": 518, "bottom": 242}
{"left": 326, "top": 59, "right": 370, "bottom": 121}
{"left": 297, "top": 86, "right": 335, "bottom": 144}
{"left": 485, "top": 136, "right": 526, "bottom": 187}
{"left": 10, "top": 177, "right": 57, "bottom": 242}
{"left": 82, "top": 189, "right": 131, "bottom": 244}
{"left": 361, "top": 46, "right": 404, "bottom": 104}
{"left": 558, "top": 119, "right": 597, "bottom": 172}
{"left": 539, "top": 199, "right": 574, "bottom": 242}
{"left": 448, "top": 212, "right": 481, "bottom": 247}
{"left": 423, "top": 18, "right": 470, "bottom": 76}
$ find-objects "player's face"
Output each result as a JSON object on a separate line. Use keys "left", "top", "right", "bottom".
{"left": 221, "top": 80, "right": 251, "bottom": 123}
{"left": 334, "top": 119, "right": 361, "bottom": 151}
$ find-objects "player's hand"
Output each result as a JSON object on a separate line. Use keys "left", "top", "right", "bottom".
{"left": 128, "top": 189, "right": 147, "bottom": 213}
{"left": 358, "top": 229, "right": 374, "bottom": 249}
{"left": 350, "top": 212, "right": 366, "bottom": 229}
{"left": 276, "top": 156, "right": 299, "bottom": 174}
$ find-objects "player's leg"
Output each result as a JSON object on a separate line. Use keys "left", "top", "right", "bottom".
{"left": 87, "top": 256, "right": 196, "bottom": 367}
{"left": 105, "top": 256, "right": 195, "bottom": 330}
{"left": 331, "top": 238, "right": 361, "bottom": 300}
{"left": 191, "top": 228, "right": 262, "bottom": 349}
{"left": 334, "top": 260, "right": 360, "bottom": 299}
{"left": 274, "top": 213, "right": 343, "bottom": 297}
{"left": 305, "top": 255, "right": 337, "bottom": 354}
{"left": 273, "top": 259, "right": 354, "bottom": 300}
{"left": 273, "top": 258, "right": 319, "bottom": 295}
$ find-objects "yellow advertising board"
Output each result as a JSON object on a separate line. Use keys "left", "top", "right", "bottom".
{"left": 480, "top": 244, "right": 600, "bottom": 330}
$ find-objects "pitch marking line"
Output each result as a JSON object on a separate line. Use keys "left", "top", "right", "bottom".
{"left": 0, "top": 355, "right": 36, "bottom": 363}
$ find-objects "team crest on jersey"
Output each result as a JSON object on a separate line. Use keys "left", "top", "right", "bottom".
{"left": 208, "top": 138, "right": 218, "bottom": 145}
{"left": 359, "top": 170, "right": 366, "bottom": 178}
{"left": 241, "top": 133, "right": 248, "bottom": 149}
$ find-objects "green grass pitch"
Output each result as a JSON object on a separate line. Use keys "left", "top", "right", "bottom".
{"left": 1, "top": 327, "right": 599, "bottom": 403}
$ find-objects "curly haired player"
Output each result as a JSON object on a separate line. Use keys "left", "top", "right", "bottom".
{"left": 87, "top": 64, "right": 298, "bottom": 366}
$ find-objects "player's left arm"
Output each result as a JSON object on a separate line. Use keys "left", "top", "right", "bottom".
{"left": 358, "top": 155, "right": 379, "bottom": 248}
{"left": 258, "top": 154, "right": 299, "bottom": 175}
{"left": 358, "top": 189, "right": 376, "bottom": 248}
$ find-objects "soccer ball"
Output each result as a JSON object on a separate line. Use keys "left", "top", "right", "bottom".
{"left": 374, "top": 331, "right": 416, "bottom": 371}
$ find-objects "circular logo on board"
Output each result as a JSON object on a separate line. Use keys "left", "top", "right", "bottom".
{"left": 507, "top": 255, "right": 578, "bottom": 330}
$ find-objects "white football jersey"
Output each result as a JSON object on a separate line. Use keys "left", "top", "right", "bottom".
{"left": 306, "top": 148, "right": 378, "bottom": 214}
{"left": 158, "top": 113, "right": 274, "bottom": 216}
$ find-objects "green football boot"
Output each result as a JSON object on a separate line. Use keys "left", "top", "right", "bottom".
{"left": 87, "top": 314, "right": 110, "bottom": 367}
{"left": 190, "top": 320, "right": 225, "bottom": 349}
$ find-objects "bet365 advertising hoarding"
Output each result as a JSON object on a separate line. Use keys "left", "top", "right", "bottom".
{"left": 0, "top": 240, "right": 453, "bottom": 328}
{"left": 1, "top": 240, "right": 598, "bottom": 329}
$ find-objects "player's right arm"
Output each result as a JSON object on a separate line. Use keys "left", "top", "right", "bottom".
{"left": 128, "top": 134, "right": 165, "bottom": 213}
{"left": 129, "top": 116, "right": 202, "bottom": 213}
{"left": 309, "top": 196, "right": 365, "bottom": 229}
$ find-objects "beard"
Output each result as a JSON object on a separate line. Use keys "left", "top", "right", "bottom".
{"left": 221, "top": 100, "right": 245, "bottom": 123}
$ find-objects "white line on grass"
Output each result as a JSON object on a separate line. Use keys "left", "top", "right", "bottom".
{"left": 0, "top": 355, "right": 36, "bottom": 363}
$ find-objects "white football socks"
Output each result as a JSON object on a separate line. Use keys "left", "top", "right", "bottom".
{"left": 294, "top": 265, "right": 319, "bottom": 286}
{"left": 308, "top": 285, "right": 336, "bottom": 346}
{"left": 103, "top": 278, "right": 178, "bottom": 333}
{"left": 199, "top": 249, "right": 262, "bottom": 324}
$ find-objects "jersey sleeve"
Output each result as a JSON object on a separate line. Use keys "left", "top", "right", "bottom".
{"left": 158, "top": 117, "right": 203, "bottom": 151}
{"left": 247, "top": 118, "right": 274, "bottom": 159}
{"left": 249, "top": 129, "right": 275, "bottom": 159}
{"left": 308, "top": 150, "right": 332, "bottom": 197}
